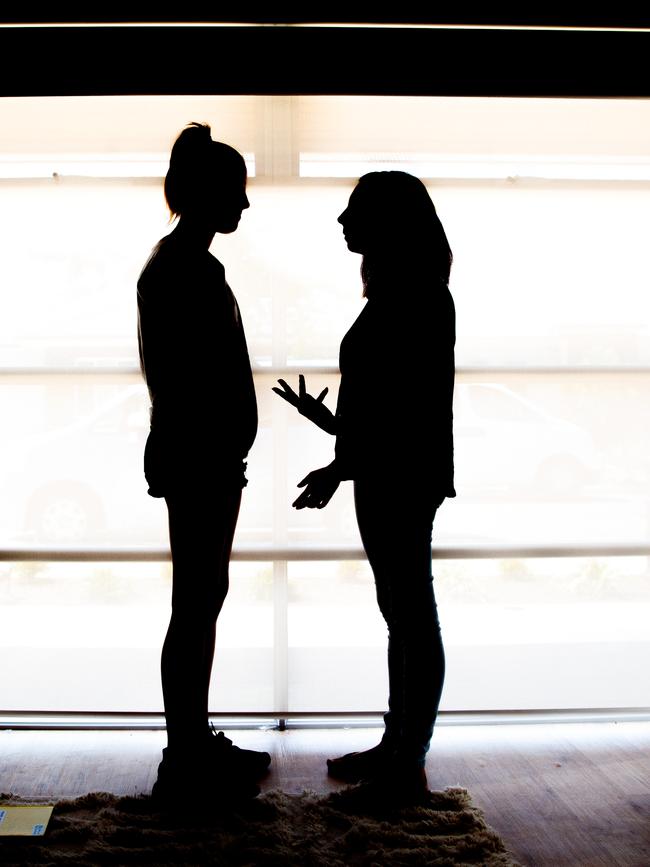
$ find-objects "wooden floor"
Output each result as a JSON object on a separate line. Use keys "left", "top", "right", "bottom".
{"left": 1, "top": 721, "right": 650, "bottom": 866}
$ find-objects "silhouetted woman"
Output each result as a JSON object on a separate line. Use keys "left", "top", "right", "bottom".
{"left": 137, "top": 123, "right": 269, "bottom": 803}
{"left": 274, "top": 171, "right": 455, "bottom": 802}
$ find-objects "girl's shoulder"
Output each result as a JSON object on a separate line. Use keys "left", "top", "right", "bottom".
{"left": 206, "top": 250, "right": 226, "bottom": 280}
{"left": 138, "top": 234, "right": 222, "bottom": 293}
{"left": 137, "top": 236, "right": 177, "bottom": 287}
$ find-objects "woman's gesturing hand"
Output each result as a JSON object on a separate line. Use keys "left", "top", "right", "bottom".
{"left": 272, "top": 374, "right": 337, "bottom": 434}
{"left": 292, "top": 462, "right": 341, "bottom": 509}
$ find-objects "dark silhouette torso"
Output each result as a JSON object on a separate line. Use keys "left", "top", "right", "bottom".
{"left": 335, "top": 283, "right": 455, "bottom": 499}
{"left": 137, "top": 232, "right": 257, "bottom": 496}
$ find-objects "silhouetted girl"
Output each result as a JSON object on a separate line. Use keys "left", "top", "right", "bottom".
{"left": 137, "top": 122, "right": 269, "bottom": 803}
{"left": 274, "top": 171, "right": 455, "bottom": 802}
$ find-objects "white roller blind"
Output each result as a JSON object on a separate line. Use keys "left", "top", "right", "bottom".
{"left": 1, "top": 94, "right": 649, "bottom": 716}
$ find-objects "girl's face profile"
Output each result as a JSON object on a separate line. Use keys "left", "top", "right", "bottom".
{"left": 206, "top": 168, "right": 250, "bottom": 234}
{"left": 184, "top": 155, "right": 249, "bottom": 235}
{"left": 338, "top": 184, "right": 384, "bottom": 254}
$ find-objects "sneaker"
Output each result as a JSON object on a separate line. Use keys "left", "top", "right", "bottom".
{"left": 206, "top": 725, "right": 271, "bottom": 780}
{"left": 150, "top": 746, "right": 260, "bottom": 807}
{"left": 326, "top": 741, "right": 393, "bottom": 783}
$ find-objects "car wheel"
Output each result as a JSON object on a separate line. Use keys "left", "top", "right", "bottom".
{"left": 28, "top": 485, "right": 104, "bottom": 543}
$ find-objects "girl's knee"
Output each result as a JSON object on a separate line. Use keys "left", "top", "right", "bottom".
{"left": 170, "top": 594, "right": 227, "bottom": 626}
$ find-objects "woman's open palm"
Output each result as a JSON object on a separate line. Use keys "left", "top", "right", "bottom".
{"left": 272, "top": 374, "right": 337, "bottom": 434}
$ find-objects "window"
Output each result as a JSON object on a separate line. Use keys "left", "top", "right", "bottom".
{"left": 1, "top": 94, "right": 649, "bottom": 714}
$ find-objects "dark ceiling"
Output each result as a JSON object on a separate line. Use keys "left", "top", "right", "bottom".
{"left": 0, "top": 16, "right": 648, "bottom": 97}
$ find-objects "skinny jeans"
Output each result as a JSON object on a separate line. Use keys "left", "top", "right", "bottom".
{"left": 353, "top": 478, "right": 446, "bottom": 767}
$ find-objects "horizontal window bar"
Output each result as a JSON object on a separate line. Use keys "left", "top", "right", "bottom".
{"left": 2, "top": 24, "right": 649, "bottom": 33}
{"left": 300, "top": 153, "right": 650, "bottom": 182}
{"left": 276, "top": 366, "right": 650, "bottom": 376}
{"left": 0, "top": 366, "right": 144, "bottom": 376}
{"left": 2, "top": 543, "right": 650, "bottom": 562}
{"left": 455, "top": 366, "right": 650, "bottom": 375}
{"left": 0, "top": 153, "right": 256, "bottom": 179}
{"left": 4, "top": 156, "right": 650, "bottom": 184}
{"left": 2, "top": 365, "right": 650, "bottom": 377}
{"left": 2, "top": 708, "right": 650, "bottom": 730}
{"left": 0, "top": 712, "right": 282, "bottom": 730}
{"left": 4, "top": 173, "right": 650, "bottom": 187}
{"left": 283, "top": 708, "right": 650, "bottom": 727}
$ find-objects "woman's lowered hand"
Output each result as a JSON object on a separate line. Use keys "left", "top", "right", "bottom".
{"left": 292, "top": 461, "right": 340, "bottom": 509}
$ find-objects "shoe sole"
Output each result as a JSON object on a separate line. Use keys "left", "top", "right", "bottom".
{"left": 151, "top": 778, "right": 260, "bottom": 807}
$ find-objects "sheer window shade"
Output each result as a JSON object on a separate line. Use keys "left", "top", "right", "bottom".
{"left": 1, "top": 94, "right": 649, "bottom": 714}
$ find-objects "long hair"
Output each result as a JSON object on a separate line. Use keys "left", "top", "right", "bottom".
{"left": 355, "top": 171, "right": 453, "bottom": 296}
{"left": 164, "top": 122, "right": 246, "bottom": 219}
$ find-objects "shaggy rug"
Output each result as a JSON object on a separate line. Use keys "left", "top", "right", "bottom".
{"left": 0, "top": 786, "right": 519, "bottom": 866}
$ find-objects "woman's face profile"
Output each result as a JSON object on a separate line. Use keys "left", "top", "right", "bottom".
{"left": 205, "top": 169, "right": 250, "bottom": 234}
{"left": 338, "top": 184, "right": 384, "bottom": 254}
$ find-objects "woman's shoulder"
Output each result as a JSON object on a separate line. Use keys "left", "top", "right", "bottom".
{"left": 206, "top": 250, "right": 226, "bottom": 279}
{"left": 138, "top": 233, "right": 219, "bottom": 294}
{"left": 137, "top": 235, "right": 177, "bottom": 287}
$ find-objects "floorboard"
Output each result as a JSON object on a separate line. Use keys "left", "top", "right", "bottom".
{"left": 1, "top": 721, "right": 650, "bottom": 866}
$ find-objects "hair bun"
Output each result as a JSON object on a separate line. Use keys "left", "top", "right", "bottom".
{"left": 187, "top": 121, "right": 212, "bottom": 140}
{"left": 171, "top": 121, "right": 212, "bottom": 162}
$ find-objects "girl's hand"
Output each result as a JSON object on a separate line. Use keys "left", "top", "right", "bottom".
{"left": 292, "top": 462, "right": 340, "bottom": 509}
{"left": 272, "top": 374, "right": 337, "bottom": 434}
